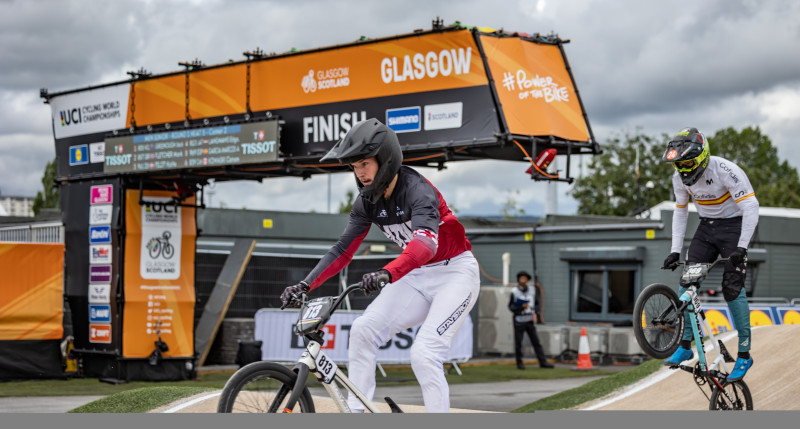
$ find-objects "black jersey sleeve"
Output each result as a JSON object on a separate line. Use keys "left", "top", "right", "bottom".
{"left": 302, "top": 198, "right": 372, "bottom": 290}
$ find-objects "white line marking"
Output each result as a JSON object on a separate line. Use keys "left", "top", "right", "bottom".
{"left": 163, "top": 391, "right": 221, "bottom": 413}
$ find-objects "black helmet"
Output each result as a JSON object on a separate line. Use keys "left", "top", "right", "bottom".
{"left": 320, "top": 118, "right": 403, "bottom": 204}
{"left": 662, "top": 127, "right": 710, "bottom": 186}
{"left": 516, "top": 271, "right": 532, "bottom": 282}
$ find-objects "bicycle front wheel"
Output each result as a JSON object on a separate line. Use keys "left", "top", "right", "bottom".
{"left": 709, "top": 380, "right": 753, "bottom": 410}
{"left": 633, "top": 283, "right": 684, "bottom": 359}
{"left": 217, "top": 361, "right": 316, "bottom": 413}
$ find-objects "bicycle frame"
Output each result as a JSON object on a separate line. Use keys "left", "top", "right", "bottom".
{"left": 281, "top": 282, "right": 393, "bottom": 413}
{"left": 296, "top": 339, "right": 381, "bottom": 413}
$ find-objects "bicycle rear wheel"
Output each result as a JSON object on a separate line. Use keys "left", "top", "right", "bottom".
{"left": 633, "top": 283, "right": 684, "bottom": 359}
{"left": 709, "top": 380, "right": 753, "bottom": 410}
{"left": 217, "top": 361, "right": 316, "bottom": 413}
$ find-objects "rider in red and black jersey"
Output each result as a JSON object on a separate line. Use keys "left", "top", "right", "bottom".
{"left": 281, "top": 119, "right": 479, "bottom": 413}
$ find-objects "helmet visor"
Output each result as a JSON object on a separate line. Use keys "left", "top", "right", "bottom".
{"left": 674, "top": 159, "right": 698, "bottom": 173}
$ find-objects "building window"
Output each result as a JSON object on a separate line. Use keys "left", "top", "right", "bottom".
{"left": 569, "top": 263, "right": 640, "bottom": 323}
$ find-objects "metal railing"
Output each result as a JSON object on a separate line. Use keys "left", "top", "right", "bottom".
{"left": 0, "top": 221, "right": 64, "bottom": 243}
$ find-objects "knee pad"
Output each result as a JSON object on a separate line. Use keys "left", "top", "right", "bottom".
{"left": 721, "top": 271, "right": 745, "bottom": 302}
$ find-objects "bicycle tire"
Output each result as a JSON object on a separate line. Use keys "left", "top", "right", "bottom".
{"left": 633, "top": 283, "right": 684, "bottom": 359}
{"left": 217, "top": 361, "right": 316, "bottom": 413}
{"left": 709, "top": 380, "right": 753, "bottom": 410}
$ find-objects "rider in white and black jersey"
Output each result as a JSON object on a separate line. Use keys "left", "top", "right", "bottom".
{"left": 661, "top": 127, "right": 759, "bottom": 381}
{"left": 280, "top": 119, "right": 479, "bottom": 413}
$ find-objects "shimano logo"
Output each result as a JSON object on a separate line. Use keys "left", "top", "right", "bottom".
{"left": 386, "top": 107, "right": 421, "bottom": 133}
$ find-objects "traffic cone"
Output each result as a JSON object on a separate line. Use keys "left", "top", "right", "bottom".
{"left": 574, "top": 327, "right": 594, "bottom": 370}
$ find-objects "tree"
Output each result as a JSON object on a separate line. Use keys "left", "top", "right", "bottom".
{"left": 32, "top": 158, "right": 59, "bottom": 216}
{"left": 708, "top": 127, "right": 800, "bottom": 208}
{"left": 338, "top": 189, "right": 356, "bottom": 213}
{"left": 570, "top": 131, "right": 673, "bottom": 216}
{"left": 500, "top": 189, "right": 526, "bottom": 219}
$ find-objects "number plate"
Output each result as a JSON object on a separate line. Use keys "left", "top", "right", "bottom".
{"left": 314, "top": 350, "right": 338, "bottom": 384}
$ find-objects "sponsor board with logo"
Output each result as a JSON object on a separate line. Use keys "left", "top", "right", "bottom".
{"left": 89, "top": 323, "right": 112, "bottom": 344}
{"left": 89, "top": 205, "right": 113, "bottom": 225}
{"left": 69, "top": 145, "right": 89, "bottom": 166}
{"left": 89, "top": 225, "right": 111, "bottom": 244}
{"left": 140, "top": 197, "right": 182, "bottom": 280}
{"left": 88, "top": 284, "right": 111, "bottom": 303}
{"left": 90, "top": 184, "right": 113, "bottom": 205}
{"left": 424, "top": 102, "right": 463, "bottom": 131}
{"left": 89, "top": 142, "right": 105, "bottom": 163}
{"left": 49, "top": 83, "right": 130, "bottom": 140}
{"left": 89, "top": 265, "right": 112, "bottom": 283}
{"left": 89, "top": 304, "right": 111, "bottom": 323}
{"left": 385, "top": 107, "right": 421, "bottom": 133}
{"left": 255, "top": 309, "right": 473, "bottom": 363}
{"left": 89, "top": 244, "right": 112, "bottom": 264}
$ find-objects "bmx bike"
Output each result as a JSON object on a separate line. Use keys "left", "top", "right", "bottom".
{"left": 217, "top": 281, "right": 404, "bottom": 413}
{"left": 633, "top": 258, "right": 753, "bottom": 410}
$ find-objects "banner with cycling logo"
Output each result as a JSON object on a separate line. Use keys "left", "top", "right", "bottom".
{"left": 122, "top": 189, "right": 196, "bottom": 359}
{"left": 254, "top": 308, "right": 473, "bottom": 363}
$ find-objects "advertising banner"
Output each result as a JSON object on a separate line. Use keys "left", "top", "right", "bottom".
{"left": 122, "top": 189, "right": 196, "bottom": 358}
{"left": 479, "top": 35, "right": 590, "bottom": 141}
{"left": 0, "top": 243, "right": 64, "bottom": 340}
{"left": 49, "top": 83, "right": 130, "bottom": 140}
{"left": 254, "top": 308, "right": 473, "bottom": 363}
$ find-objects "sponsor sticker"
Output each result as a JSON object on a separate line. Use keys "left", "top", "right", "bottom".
{"left": 89, "top": 244, "right": 112, "bottom": 264}
{"left": 69, "top": 145, "right": 89, "bottom": 166}
{"left": 89, "top": 205, "right": 113, "bottom": 225}
{"left": 89, "top": 142, "right": 105, "bottom": 163}
{"left": 89, "top": 304, "right": 111, "bottom": 323}
{"left": 89, "top": 225, "right": 111, "bottom": 244}
{"left": 89, "top": 265, "right": 112, "bottom": 283}
{"left": 88, "top": 284, "right": 111, "bottom": 303}
{"left": 385, "top": 107, "right": 421, "bottom": 133}
{"left": 89, "top": 324, "right": 112, "bottom": 343}
{"left": 90, "top": 184, "right": 113, "bottom": 205}
{"left": 424, "top": 102, "right": 463, "bottom": 131}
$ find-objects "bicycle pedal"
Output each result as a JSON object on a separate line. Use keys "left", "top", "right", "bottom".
{"left": 384, "top": 396, "right": 404, "bottom": 413}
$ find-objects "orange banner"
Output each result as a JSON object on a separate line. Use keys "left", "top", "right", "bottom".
{"left": 0, "top": 243, "right": 64, "bottom": 340}
{"left": 480, "top": 35, "right": 590, "bottom": 141}
{"left": 123, "top": 189, "right": 196, "bottom": 358}
{"left": 126, "top": 30, "right": 488, "bottom": 127}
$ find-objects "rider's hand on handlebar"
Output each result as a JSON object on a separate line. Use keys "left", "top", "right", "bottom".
{"left": 662, "top": 252, "right": 680, "bottom": 271}
{"left": 728, "top": 247, "right": 748, "bottom": 266}
{"left": 361, "top": 270, "right": 391, "bottom": 294}
{"left": 280, "top": 281, "right": 310, "bottom": 309}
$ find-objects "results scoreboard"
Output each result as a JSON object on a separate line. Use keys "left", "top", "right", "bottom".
{"left": 103, "top": 120, "right": 279, "bottom": 174}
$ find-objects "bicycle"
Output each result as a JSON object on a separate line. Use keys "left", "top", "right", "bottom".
{"left": 633, "top": 257, "right": 753, "bottom": 410}
{"left": 217, "top": 282, "right": 404, "bottom": 413}
{"left": 146, "top": 230, "right": 174, "bottom": 259}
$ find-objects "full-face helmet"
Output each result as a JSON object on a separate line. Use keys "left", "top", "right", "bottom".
{"left": 662, "top": 127, "right": 710, "bottom": 186}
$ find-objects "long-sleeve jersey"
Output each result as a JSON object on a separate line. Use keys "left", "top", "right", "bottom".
{"left": 302, "top": 166, "right": 472, "bottom": 290}
{"left": 670, "top": 156, "right": 759, "bottom": 253}
{"left": 508, "top": 285, "right": 541, "bottom": 324}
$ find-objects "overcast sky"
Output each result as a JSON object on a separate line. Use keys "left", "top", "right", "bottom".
{"left": 2, "top": 0, "right": 799, "bottom": 217}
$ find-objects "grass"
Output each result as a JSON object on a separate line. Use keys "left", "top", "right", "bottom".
{"left": 512, "top": 358, "right": 664, "bottom": 412}
{"left": 68, "top": 386, "right": 215, "bottom": 413}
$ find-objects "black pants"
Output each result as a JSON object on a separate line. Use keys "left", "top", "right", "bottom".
{"left": 687, "top": 216, "right": 746, "bottom": 301}
{"left": 513, "top": 322, "right": 547, "bottom": 365}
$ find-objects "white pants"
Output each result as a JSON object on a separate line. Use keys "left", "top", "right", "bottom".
{"left": 346, "top": 251, "right": 480, "bottom": 413}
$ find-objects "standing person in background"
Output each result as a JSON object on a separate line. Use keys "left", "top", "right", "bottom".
{"left": 508, "top": 271, "right": 554, "bottom": 370}
{"left": 661, "top": 127, "right": 759, "bottom": 381}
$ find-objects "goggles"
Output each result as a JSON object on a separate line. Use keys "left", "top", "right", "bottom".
{"left": 674, "top": 159, "right": 699, "bottom": 172}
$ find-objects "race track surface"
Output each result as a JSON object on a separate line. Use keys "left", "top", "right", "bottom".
{"left": 581, "top": 324, "right": 800, "bottom": 410}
